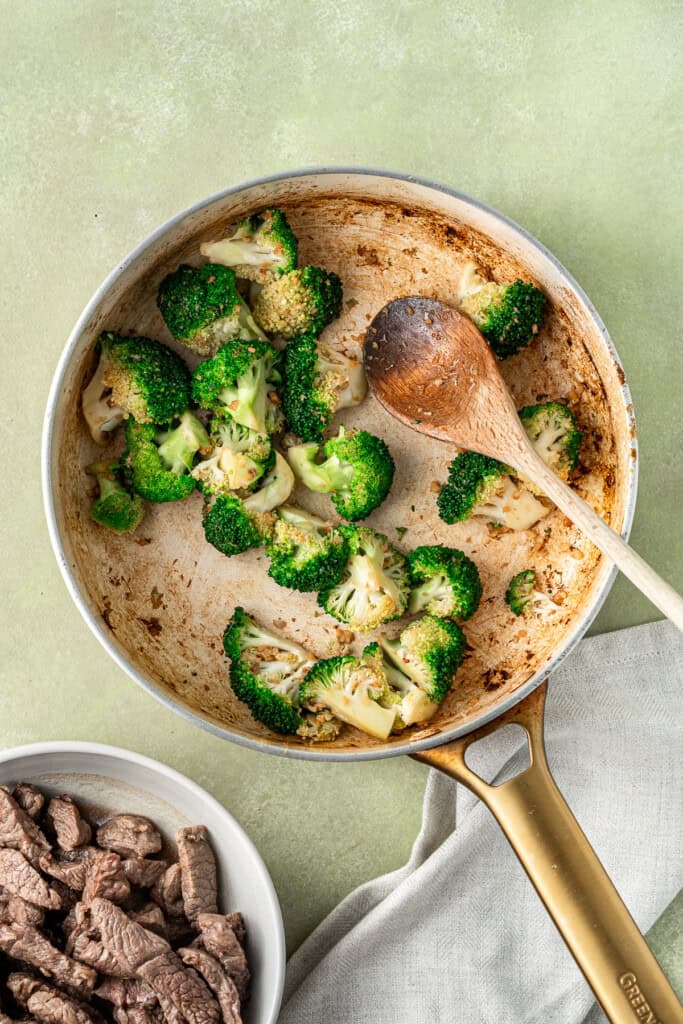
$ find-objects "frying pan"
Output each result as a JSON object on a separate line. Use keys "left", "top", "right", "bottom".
{"left": 42, "top": 169, "right": 680, "bottom": 1021}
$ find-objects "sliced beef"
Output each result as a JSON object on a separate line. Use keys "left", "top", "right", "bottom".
{"left": 195, "top": 916, "right": 249, "bottom": 1003}
{"left": 178, "top": 947, "right": 241, "bottom": 1024}
{"left": 45, "top": 799, "right": 92, "bottom": 851}
{"left": 0, "top": 1014, "right": 13, "bottom": 1024}
{"left": 94, "top": 978, "right": 156, "bottom": 1008}
{"left": 7, "top": 974, "right": 97, "bottom": 1024}
{"left": 130, "top": 904, "right": 167, "bottom": 939}
{"left": 219, "top": 915, "right": 245, "bottom": 950}
{"left": 0, "top": 922, "right": 96, "bottom": 998}
{"left": 151, "top": 865, "right": 184, "bottom": 919}
{"left": 67, "top": 929, "right": 131, "bottom": 979}
{"left": 0, "top": 790, "right": 50, "bottom": 867}
{"left": 82, "top": 852, "right": 131, "bottom": 905}
{"left": 0, "top": 886, "right": 45, "bottom": 926}
{"left": 176, "top": 829, "right": 217, "bottom": 924}
{"left": 137, "top": 952, "right": 220, "bottom": 1024}
{"left": 13, "top": 783, "right": 45, "bottom": 820}
{"left": 0, "top": 849, "right": 61, "bottom": 909}
{"left": 121, "top": 859, "right": 167, "bottom": 891}
{"left": 96, "top": 818, "right": 162, "bottom": 860}
{"left": 71, "top": 899, "right": 169, "bottom": 977}
{"left": 113, "top": 1008, "right": 161, "bottom": 1024}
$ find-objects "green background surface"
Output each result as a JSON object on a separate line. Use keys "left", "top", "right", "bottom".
{"left": 1, "top": 0, "right": 681, "bottom": 997}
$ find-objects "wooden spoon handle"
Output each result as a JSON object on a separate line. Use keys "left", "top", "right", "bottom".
{"left": 514, "top": 447, "right": 683, "bottom": 631}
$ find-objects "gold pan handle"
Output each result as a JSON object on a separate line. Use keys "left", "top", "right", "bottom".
{"left": 415, "top": 683, "right": 683, "bottom": 1023}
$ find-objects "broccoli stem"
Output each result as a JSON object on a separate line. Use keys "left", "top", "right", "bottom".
{"left": 156, "top": 413, "right": 209, "bottom": 475}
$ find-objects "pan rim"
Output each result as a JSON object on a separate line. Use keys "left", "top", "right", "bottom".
{"left": 41, "top": 165, "right": 638, "bottom": 762}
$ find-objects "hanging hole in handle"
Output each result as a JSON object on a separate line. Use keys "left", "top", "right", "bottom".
{"left": 463, "top": 723, "right": 531, "bottom": 786}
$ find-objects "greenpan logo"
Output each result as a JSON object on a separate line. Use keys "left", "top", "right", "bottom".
{"left": 618, "top": 973, "right": 661, "bottom": 1023}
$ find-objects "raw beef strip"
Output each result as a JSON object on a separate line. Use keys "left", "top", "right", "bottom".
{"left": 96, "top": 817, "right": 162, "bottom": 859}
{"left": 0, "top": 849, "right": 61, "bottom": 909}
{"left": 13, "top": 783, "right": 45, "bottom": 820}
{"left": 176, "top": 829, "right": 217, "bottom": 923}
{"left": 195, "top": 915, "right": 249, "bottom": 1003}
{"left": 0, "top": 922, "right": 96, "bottom": 997}
{"left": 178, "top": 946, "right": 241, "bottom": 1024}
{"left": 7, "top": 974, "right": 97, "bottom": 1024}
{"left": 137, "top": 952, "right": 220, "bottom": 1024}
{"left": 45, "top": 798, "right": 92, "bottom": 851}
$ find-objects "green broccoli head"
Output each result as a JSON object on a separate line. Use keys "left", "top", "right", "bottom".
{"left": 223, "top": 607, "right": 315, "bottom": 734}
{"left": 282, "top": 333, "right": 367, "bottom": 442}
{"left": 460, "top": 279, "right": 547, "bottom": 359}
{"left": 191, "top": 338, "right": 283, "bottom": 434}
{"left": 203, "top": 494, "right": 275, "bottom": 557}
{"left": 81, "top": 332, "right": 190, "bottom": 444}
{"left": 317, "top": 526, "right": 410, "bottom": 633}
{"left": 124, "top": 412, "right": 208, "bottom": 503}
{"left": 407, "top": 545, "right": 482, "bottom": 620}
{"left": 200, "top": 208, "right": 298, "bottom": 283}
{"left": 86, "top": 460, "right": 146, "bottom": 534}
{"left": 299, "top": 651, "right": 396, "bottom": 740}
{"left": 157, "top": 263, "right": 266, "bottom": 357}
{"left": 518, "top": 402, "right": 582, "bottom": 482}
{"left": 253, "top": 266, "right": 343, "bottom": 339}
{"left": 380, "top": 615, "right": 466, "bottom": 704}
{"left": 505, "top": 569, "right": 560, "bottom": 619}
{"left": 266, "top": 505, "right": 350, "bottom": 592}
{"left": 287, "top": 426, "right": 395, "bottom": 521}
{"left": 437, "top": 451, "right": 549, "bottom": 531}
{"left": 191, "top": 417, "right": 274, "bottom": 496}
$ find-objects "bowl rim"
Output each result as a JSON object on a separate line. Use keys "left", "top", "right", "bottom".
{"left": 41, "top": 165, "right": 638, "bottom": 762}
{"left": 0, "top": 740, "right": 286, "bottom": 1024}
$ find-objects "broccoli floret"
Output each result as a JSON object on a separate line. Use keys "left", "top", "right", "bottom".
{"left": 317, "top": 526, "right": 410, "bottom": 633}
{"left": 518, "top": 402, "right": 582, "bottom": 483}
{"left": 266, "top": 506, "right": 350, "bottom": 592}
{"left": 191, "top": 418, "right": 274, "bottom": 495}
{"left": 85, "top": 460, "right": 145, "bottom": 534}
{"left": 296, "top": 708, "right": 343, "bottom": 743}
{"left": 242, "top": 452, "right": 295, "bottom": 513}
{"left": 124, "top": 412, "right": 209, "bottom": 503}
{"left": 203, "top": 494, "right": 275, "bottom": 556}
{"left": 362, "top": 642, "right": 440, "bottom": 730}
{"left": 223, "top": 607, "right": 315, "bottom": 735}
{"left": 253, "top": 266, "right": 343, "bottom": 339}
{"left": 191, "top": 338, "right": 283, "bottom": 434}
{"left": 299, "top": 651, "right": 397, "bottom": 740}
{"left": 200, "top": 209, "right": 298, "bottom": 283}
{"left": 81, "top": 332, "right": 190, "bottom": 443}
{"left": 379, "top": 615, "right": 466, "bottom": 704}
{"left": 282, "top": 333, "right": 367, "bottom": 442}
{"left": 287, "top": 426, "right": 395, "bottom": 521}
{"left": 437, "top": 451, "right": 549, "bottom": 531}
{"left": 157, "top": 263, "right": 266, "bottom": 357}
{"left": 505, "top": 569, "right": 561, "bottom": 619}
{"left": 459, "top": 269, "right": 546, "bottom": 359}
{"left": 407, "top": 545, "right": 482, "bottom": 620}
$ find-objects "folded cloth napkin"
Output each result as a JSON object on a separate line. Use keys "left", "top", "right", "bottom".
{"left": 279, "top": 621, "right": 683, "bottom": 1024}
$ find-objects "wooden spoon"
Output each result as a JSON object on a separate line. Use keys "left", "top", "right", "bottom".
{"left": 364, "top": 296, "right": 683, "bottom": 631}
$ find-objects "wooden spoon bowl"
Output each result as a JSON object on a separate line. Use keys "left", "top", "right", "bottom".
{"left": 365, "top": 296, "right": 683, "bottom": 630}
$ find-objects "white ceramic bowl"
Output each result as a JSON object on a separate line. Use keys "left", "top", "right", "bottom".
{"left": 0, "top": 742, "right": 285, "bottom": 1024}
